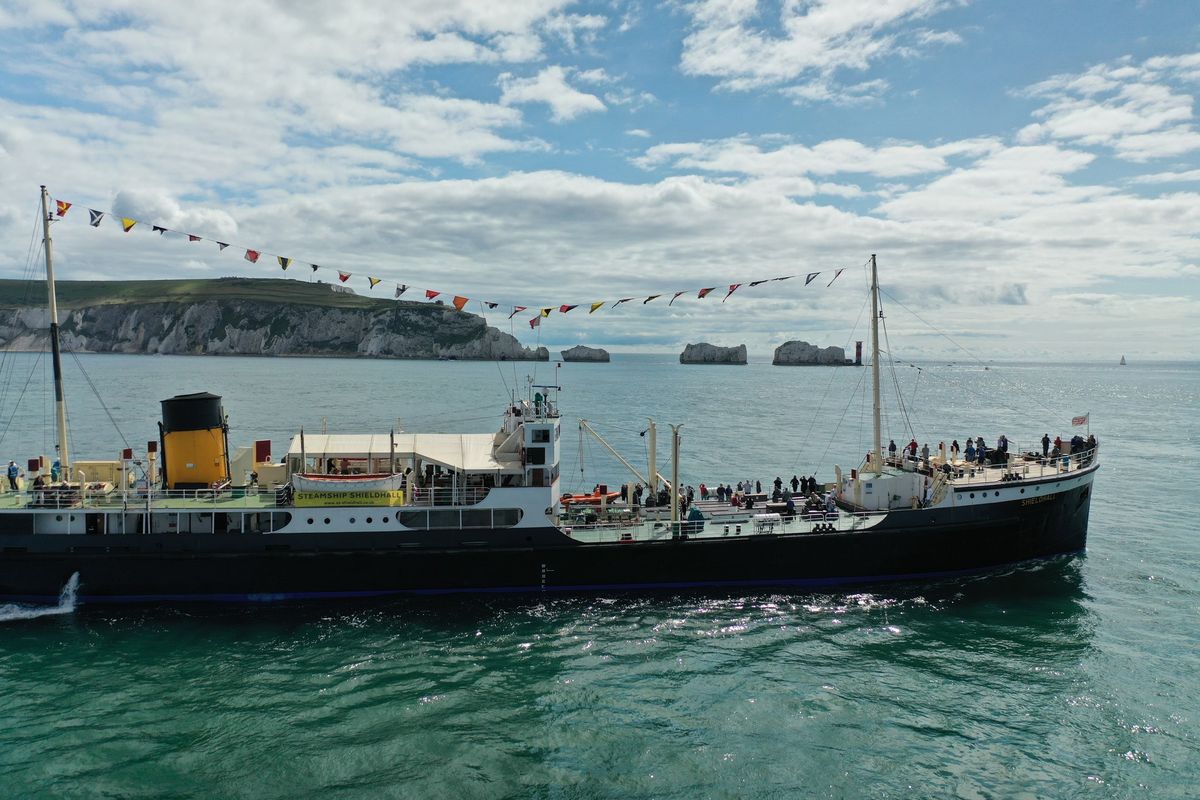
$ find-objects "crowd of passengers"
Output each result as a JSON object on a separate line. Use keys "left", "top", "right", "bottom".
{"left": 882, "top": 432, "right": 1099, "bottom": 478}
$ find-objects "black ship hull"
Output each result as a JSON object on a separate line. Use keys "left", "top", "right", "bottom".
{"left": 0, "top": 480, "right": 1093, "bottom": 604}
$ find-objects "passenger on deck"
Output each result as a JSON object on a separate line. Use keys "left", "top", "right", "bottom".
{"left": 774, "top": 476, "right": 783, "bottom": 493}
{"left": 888, "top": 440, "right": 897, "bottom": 461}
{"left": 920, "top": 443, "right": 930, "bottom": 465}
{"left": 755, "top": 480, "right": 762, "bottom": 495}
{"left": 907, "top": 439, "right": 918, "bottom": 460}
{"left": 699, "top": 483, "right": 708, "bottom": 500}
{"left": 964, "top": 441, "right": 976, "bottom": 462}
{"left": 1054, "top": 436, "right": 1063, "bottom": 454}
{"left": 950, "top": 439, "right": 960, "bottom": 461}
{"left": 1042, "top": 433, "right": 1051, "bottom": 458}
{"left": 791, "top": 475, "right": 800, "bottom": 493}
{"left": 785, "top": 496, "right": 796, "bottom": 517}
{"left": 743, "top": 495, "right": 754, "bottom": 510}
{"left": 976, "top": 442, "right": 988, "bottom": 465}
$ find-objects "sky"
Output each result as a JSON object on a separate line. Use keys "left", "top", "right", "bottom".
{"left": 0, "top": 1, "right": 1197, "bottom": 360}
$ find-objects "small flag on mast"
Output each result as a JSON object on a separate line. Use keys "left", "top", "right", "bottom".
{"left": 1071, "top": 413, "right": 1089, "bottom": 426}
{"left": 55, "top": 200, "right": 71, "bottom": 217}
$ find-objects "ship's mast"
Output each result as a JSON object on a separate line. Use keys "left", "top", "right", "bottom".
{"left": 39, "top": 186, "right": 70, "bottom": 478}
{"left": 869, "top": 253, "right": 882, "bottom": 476}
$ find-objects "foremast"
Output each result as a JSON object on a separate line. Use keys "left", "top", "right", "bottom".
{"left": 39, "top": 186, "right": 70, "bottom": 478}
{"left": 869, "top": 253, "right": 882, "bottom": 476}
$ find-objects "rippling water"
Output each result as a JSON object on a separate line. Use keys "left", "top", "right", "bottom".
{"left": 0, "top": 354, "right": 1196, "bottom": 797}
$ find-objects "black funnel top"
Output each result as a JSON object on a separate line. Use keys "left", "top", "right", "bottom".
{"left": 161, "top": 392, "right": 224, "bottom": 433}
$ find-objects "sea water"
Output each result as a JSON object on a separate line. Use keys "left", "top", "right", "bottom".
{"left": 0, "top": 353, "right": 1196, "bottom": 798}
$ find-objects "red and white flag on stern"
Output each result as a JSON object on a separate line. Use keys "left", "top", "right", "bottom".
{"left": 1071, "top": 413, "right": 1089, "bottom": 426}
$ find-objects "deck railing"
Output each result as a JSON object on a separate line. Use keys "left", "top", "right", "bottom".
{"left": 2, "top": 483, "right": 497, "bottom": 511}
{"left": 862, "top": 445, "right": 1099, "bottom": 484}
{"left": 561, "top": 508, "right": 887, "bottom": 544}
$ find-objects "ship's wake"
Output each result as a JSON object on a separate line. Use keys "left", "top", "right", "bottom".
{"left": 0, "top": 572, "right": 80, "bottom": 621}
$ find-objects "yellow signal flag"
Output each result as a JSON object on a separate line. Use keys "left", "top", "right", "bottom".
{"left": 121, "top": 218, "right": 137, "bottom": 232}
{"left": 278, "top": 256, "right": 291, "bottom": 270}
{"left": 589, "top": 302, "right": 604, "bottom": 314}
{"left": 368, "top": 277, "right": 382, "bottom": 289}
{"left": 540, "top": 307, "right": 553, "bottom": 318}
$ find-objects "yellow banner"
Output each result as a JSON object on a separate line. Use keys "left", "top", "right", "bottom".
{"left": 295, "top": 490, "right": 405, "bottom": 507}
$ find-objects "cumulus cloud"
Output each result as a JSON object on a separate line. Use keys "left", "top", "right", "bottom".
{"left": 679, "top": 0, "right": 965, "bottom": 102}
{"left": 1020, "top": 52, "right": 1200, "bottom": 161}
{"left": 498, "top": 66, "right": 607, "bottom": 122}
{"left": 0, "top": 4, "right": 1197, "bottom": 358}
{"left": 634, "top": 135, "right": 1002, "bottom": 178}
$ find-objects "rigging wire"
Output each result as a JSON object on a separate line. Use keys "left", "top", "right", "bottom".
{"left": 787, "top": 288, "right": 871, "bottom": 472}
{"left": 879, "top": 306, "right": 916, "bottom": 441}
{"left": 879, "top": 287, "right": 1064, "bottom": 425}
{"left": 0, "top": 350, "right": 45, "bottom": 455}
{"left": 809, "top": 362, "right": 871, "bottom": 475}
{"left": 63, "top": 346, "right": 131, "bottom": 450}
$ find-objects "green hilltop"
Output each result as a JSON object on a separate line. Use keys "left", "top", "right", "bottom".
{"left": 0, "top": 277, "right": 413, "bottom": 311}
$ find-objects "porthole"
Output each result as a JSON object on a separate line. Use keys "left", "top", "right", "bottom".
{"left": 307, "top": 518, "right": 314, "bottom": 524}
{"left": 1020, "top": 488, "right": 1025, "bottom": 494}
{"left": 969, "top": 493, "right": 975, "bottom": 499}
{"left": 55, "top": 514, "right": 63, "bottom": 521}
{"left": 383, "top": 516, "right": 390, "bottom": 523}
{"left": 324, "top": 517, "right": 331, "bottom": 525}
{"left": 366, "top": 517, "right": 373, "bottom": 524}
{"left": 349, "top": 517, "right": 356, "bottom": 524}
{"left": 994, "top": 491, "right": 1000, "bottom": 497}
{"left": 956, "top": 494, "right": 962, "bottom": 500}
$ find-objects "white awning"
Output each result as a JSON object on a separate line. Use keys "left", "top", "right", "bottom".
{"left": 285, "top": 433, "right": 522, "bottom": 474}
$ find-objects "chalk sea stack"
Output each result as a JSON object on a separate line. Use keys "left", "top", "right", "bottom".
{"left": 772, "top": 340, "right": 851, "bottom": 366}
{"left": 680, "top": 343, "right": 747, "bottom": 364}
{"left": 560, "top": 345, "right": 610, "bottom": 363}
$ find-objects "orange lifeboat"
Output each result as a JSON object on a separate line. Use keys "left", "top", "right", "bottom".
{"left": 561, "top": 486, "right": 621, "bottom": 507}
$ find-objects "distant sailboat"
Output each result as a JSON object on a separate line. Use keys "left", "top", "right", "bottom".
{"left": 1120, "top": 355, "right": 1127, "bottom": 365}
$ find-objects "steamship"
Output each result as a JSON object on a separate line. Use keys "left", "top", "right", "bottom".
{"left": 0, "top": 190, "right": 1099, "bottom": 604}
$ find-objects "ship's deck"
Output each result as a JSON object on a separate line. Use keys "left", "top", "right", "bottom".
{"left": 0, "top": 490, "right": 279, "bottom": 511}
